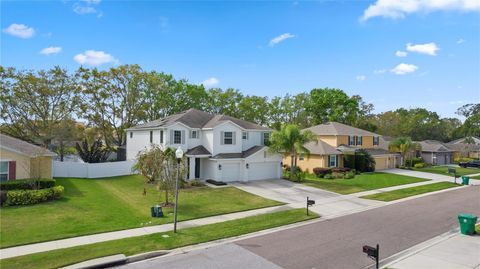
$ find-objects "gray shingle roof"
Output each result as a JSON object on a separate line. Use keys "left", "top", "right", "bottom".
{"left": 304, "top": 140, "right": 342, "bottom": 155}
{"left": 364, "top": 148, "right": 397, "bottom": 156}
{"left": 0, "top": 133, "right": 56, "bottom": 157}
{"left": 303, "top": 122, "right": 379, "bottom": 136}
{"left": 418, "top": 140, "right": 454, "bottom": 152}
{"left": 448, "top": 136, "right": 480, "bottom": 145}
{"left": 129, "top": 109, "right": 270, "bottom": 131}
{"left": 185, "top": 145, "right": 211, "bottom": 156}
{"left": 212, "top": 145, "right": 265, "bottom": 159}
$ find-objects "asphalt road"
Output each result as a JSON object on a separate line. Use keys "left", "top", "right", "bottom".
{"left": 120, "top": 186, "right": 480, "bottom": 269}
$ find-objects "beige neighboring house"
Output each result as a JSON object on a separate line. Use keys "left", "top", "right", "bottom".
{"left": 284, "top": 122, "right": 399, "bottom": 171}
{"left": 0, "top": 133, "right": 57, "bottom": 181}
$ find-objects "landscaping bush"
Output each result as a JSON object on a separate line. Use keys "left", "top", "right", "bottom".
{"left": 187, "top": 179, "right": 205, "bottom": 187}
{"left": 206, "top": 179, "right": 227, "bottom": 186}
{"left": 406, "top": 157, "right": 423, "bottom": 167}
{"left": 313, "top": 167, "right": 331, "bottom": 177}
{"left": 414, "top": 163, "right": 425, "bottom": 168}
{"left": 324, "top": 173, "right": 333, "bottom": 179}
{"left": 332, "top": 172, "right": 344, "bottom": 179}
{"left": 0, "top": 178, "right": 56, "bottom": 191}
{"left": 332, "top": 167, "right": 350, "bottom": 173}
{"left": 343, "top": 154, "right": 355, "bottom": 169}
{"left": 5, "top": 185, "right": 64, "bottom": 206}
{"left": 344, "top": 171, "right": 355, "bottom": 179}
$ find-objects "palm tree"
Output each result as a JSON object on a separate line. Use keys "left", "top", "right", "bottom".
{"left": 388, "top": 137, "right": 420, "bottom": 167}
{"left": 269, "top": 124, "right": 317, "bottom": 179}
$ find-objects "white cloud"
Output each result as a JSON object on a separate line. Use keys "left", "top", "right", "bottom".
{"left": 356, "top": 75, "right": 366, "bottom": 81}
{"left": 395, "top": 50, "right": 408, "bottom": 57}
{"left": 406, "top": 42, "right": 439, "bottom": 55}
{"left": 457, "top": 38, "right": 466, "bottom": 44}
{"left": 81, "top": 0, "right": 101, "bottom": 4}
{"left": 391, "top": 63, "right": 418, "bottom": 75}
{"left": 40, "top": 46, "right": 62, "bottom": 55}
{"left": 3, "top": 23, "right": 35, "bottom": 38}
{"left": 374, "top": 69, "right": 387, "bottom": 74}
{"left": 74, "top": 50, "right": 118, "bottom": 66}
{"left": 73, "top": 4, "right": 97, "bottom": 14}
{"left": 269, "top": 33, "right": 295, "bottom": 47}
{"left": 201, "top": 77, "right": 220, "bottom": 88}
{"left": 361, "top": 0, "right": 480, "bottom": 21}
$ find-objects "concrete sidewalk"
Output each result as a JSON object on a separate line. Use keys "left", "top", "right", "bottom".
{"left": 0, "top": 204, "right": 292, "bottom": 260}
{"left": 384, "top": 232, "right": 480, "bottom": 269}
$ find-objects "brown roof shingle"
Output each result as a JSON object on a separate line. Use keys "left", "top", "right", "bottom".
{"left": 304, "top": 122, "right": 379, "bottom": 136}
{"left": 0, "top": 133, "right": 56, "bottom": 157}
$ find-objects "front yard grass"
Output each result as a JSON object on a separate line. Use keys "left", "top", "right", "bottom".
{"left": 304, "top": 172, "right": 429, "bottom": 194}
{"left": 0, "top": 175, "right": 282, "bottom": 248}
{"left": 412, "top": 166, "right": 480, "bottom": 176}
{"left": 0, "top": 208, "right": 317, "bottom": 269}
{"left": 360, "top": 182, "right": 461, "bottom": 201}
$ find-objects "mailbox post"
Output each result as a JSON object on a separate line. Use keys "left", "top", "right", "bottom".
{"left": 306, "top": 196, "right": 315, "bottom": 216}
{"left": 448, "top": 167, "right": 458, "bottom": 183}
{"left": 362, "top": 244, "right": 379, "bottom": 269}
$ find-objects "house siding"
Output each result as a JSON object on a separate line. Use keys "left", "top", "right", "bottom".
{"left": 0, "top": 149, "right": 31, "bottom": 179}
{"left": 283, "top": 154, "right": 344, "bottom": 173}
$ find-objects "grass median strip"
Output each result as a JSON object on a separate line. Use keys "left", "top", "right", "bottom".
{"left": 0, "top": 208, "right": 318, "bottom": 269}
{"left": 360, "top": 182, "right": 461, "bottom": 201}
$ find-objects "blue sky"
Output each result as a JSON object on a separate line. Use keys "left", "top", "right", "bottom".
{"left": 2, "top": 0, "right": 479, "bottom": 118}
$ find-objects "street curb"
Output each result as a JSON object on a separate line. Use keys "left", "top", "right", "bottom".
{"left": 126, "top": 250, "right": 169, "bottom": 263}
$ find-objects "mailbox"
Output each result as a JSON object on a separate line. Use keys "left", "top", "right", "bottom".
{"left": 307, "top": 199, "right": 315, "bottom": 206}
{"left": 448, "top": 167, "right": 456, "bottom": 175}
{"left": 362, "top": 245, "right": 378, "bottom": 258}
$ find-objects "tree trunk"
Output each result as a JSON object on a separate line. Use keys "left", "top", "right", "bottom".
{"left": 290, "top": 153, "right": 295, "bottom": 179}
{"left": 60, "top": 141, "right": 64, "bottom": 162}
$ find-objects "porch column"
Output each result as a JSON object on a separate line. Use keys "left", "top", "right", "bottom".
{"left": 188, "top": 157, "right": 195, "bottom": 180}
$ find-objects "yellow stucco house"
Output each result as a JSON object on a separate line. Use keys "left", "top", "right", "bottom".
{"left": 284, "top": 122, "right": 398, "bottom": 172}
{"left": 0, "top": 133, "right": 56, "bottom": 181}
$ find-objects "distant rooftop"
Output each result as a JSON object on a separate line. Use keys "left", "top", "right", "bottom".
{"left": 129, "top": 109, "right": 271, "bottom": 131}
{"left": 0, "top": 133, "right": 56, "bottom": 157}
{"left": 303, "top": 122, "right": 379, "bottom": 137}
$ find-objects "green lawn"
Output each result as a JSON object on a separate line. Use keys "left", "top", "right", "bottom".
{"left": 412, "top": 166, "right": 480, "bottom": 176}
{"left": 304, "top": 172, "right": 429, "bottom": 194}
{"left": 473, "top": 175, "right": 480, "bottom": 180}
{"left": 361, "top": 182, "right": 461, "bottom": 201}
{"left": 0, "top": 175, "right": 282, "bottom": 248}
{"left": 0, "top": 208, "right": 317, "bottom": 269}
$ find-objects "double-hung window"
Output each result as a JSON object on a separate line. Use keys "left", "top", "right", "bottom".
{"left": 357, "top": 136, "right": 363, "bottom": 146}
{"left": 174, "top": 130, "right": 182, "bottom": 144}
{"left": 373, "top": 136, "right": 379, "bottom": 146}
{"left": 191, "top": 130, "right": 198, "bottom": 139}
{"left": 242, "top": 132, "right": 248, "bottom": 140}
{"left": 299, "top": 154, "right": 304, "bottom": 161}
{"left": 223, "top": 132, "right": 233, "bottom": 145}
{"left": 263, "top": 132, "right": 270, "bottom": 145}
{"left": 328, "top": 155, "right": 337, "bottom": 167}
{"left": 0, "top": 161, "right": 9, "bottom": 182}
{"left": 348, "top": 136, "right": 355, "bottom": 146}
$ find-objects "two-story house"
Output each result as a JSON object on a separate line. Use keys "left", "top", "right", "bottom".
{"left": 126, "top": 109, "right": 282, "bottom": 182}
{"left": 284, "top": 122, "right": 399, "bottom": 172}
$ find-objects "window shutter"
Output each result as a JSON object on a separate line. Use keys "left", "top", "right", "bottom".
{"left": 327, "top": 155, "right": 330, "bottom": 166}
{"left": 170, "top": 130, "right": 174, "bottom": 144}
{"left": 181, "top": 130, "right": 185, "bottom": 144}
{"left": 9, "top": 161, "right": 16, "bottom": 180}
{"left": 220, "top": 131, "right": 224, "bottom": 145}
{"left": 189, "top": 131, "right": 192, "bottom": 139}
{"left": 160, "top": 131, "right": 164, "bottom": 143}
{"left": 232, "top": 132, "right": 236, "bottom": 145}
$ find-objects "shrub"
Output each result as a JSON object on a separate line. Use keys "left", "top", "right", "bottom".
{"left": 313, "top": 167, "right": 331, "bottom": 177}
{"left": 0, "top": 191, "right": 6, "bottom": 206}
{"left": 206, "top": 179, "right": 227, "bottom": 186}
{"left": 0, "top": 178, "right": 56, "bottom": 191}
{"left": 332, "top": 167, "right": 350, "bottom": 173}
{"left": 344, "top": 171, "right": 355, "bottom": 179}
{"left": 354, "top": 149, "right": 376, "bottom": 172}
{"left": 187, "top": 179, "right": 205, "bottom": 187}
{"left": 324, "top": 173, "right": 333, "bottom": 179}
{"left": 406, "top": 157, "right": 423, "bottom": 167}
{"left": 5, "top": 185, "right": 64, "bottom": 206}
{"left": 414, "top": 163, "right": 426, "bottom": 168}
{"left": 332, "top": 172, "right": 344, "bottom": 179}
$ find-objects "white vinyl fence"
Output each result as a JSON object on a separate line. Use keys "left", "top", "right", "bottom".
{"left": 53, "top": 160, "right": 136, "bottom": 178}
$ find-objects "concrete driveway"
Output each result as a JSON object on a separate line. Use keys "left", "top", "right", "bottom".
{"left": 231, "top": 179, "right": 382, "bottom": 218}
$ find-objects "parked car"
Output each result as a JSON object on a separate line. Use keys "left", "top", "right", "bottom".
{"left": 459, "top": 160, "right": 480, "bottom": 168}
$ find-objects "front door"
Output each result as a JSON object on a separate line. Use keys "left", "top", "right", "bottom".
{"left": 195, "top": 158, "right": 200, "bottom": 178}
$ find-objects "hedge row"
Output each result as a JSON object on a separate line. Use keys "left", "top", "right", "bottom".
{"left": 0, "top": 178, "right": 56, "bottom": 191}
{"left": 3, "top": 186, "right": 64, "bottom": 206}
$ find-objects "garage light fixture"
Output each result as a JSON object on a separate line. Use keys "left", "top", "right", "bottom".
{"left": 218, "top": 164, "right": 222, "bottom": 170}
{"left": 246, "top": 163, "right": 249, "bottom": 169}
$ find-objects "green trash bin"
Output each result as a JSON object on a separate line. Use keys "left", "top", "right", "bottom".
{"left": 151, "top": 206, "right": 163, "bottom": 218}
{"left": 461, "top": 176, "right": 470, "bottom": 185}
{"left": 458, "top": 213, "right": 477, "bottom": 235}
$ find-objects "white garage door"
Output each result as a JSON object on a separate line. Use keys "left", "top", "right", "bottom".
{"left": 221, "top": 163, "right": 240, "bottom": 182}
{"left": 248, "top": 162, "right": 279, "bottom": 181}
